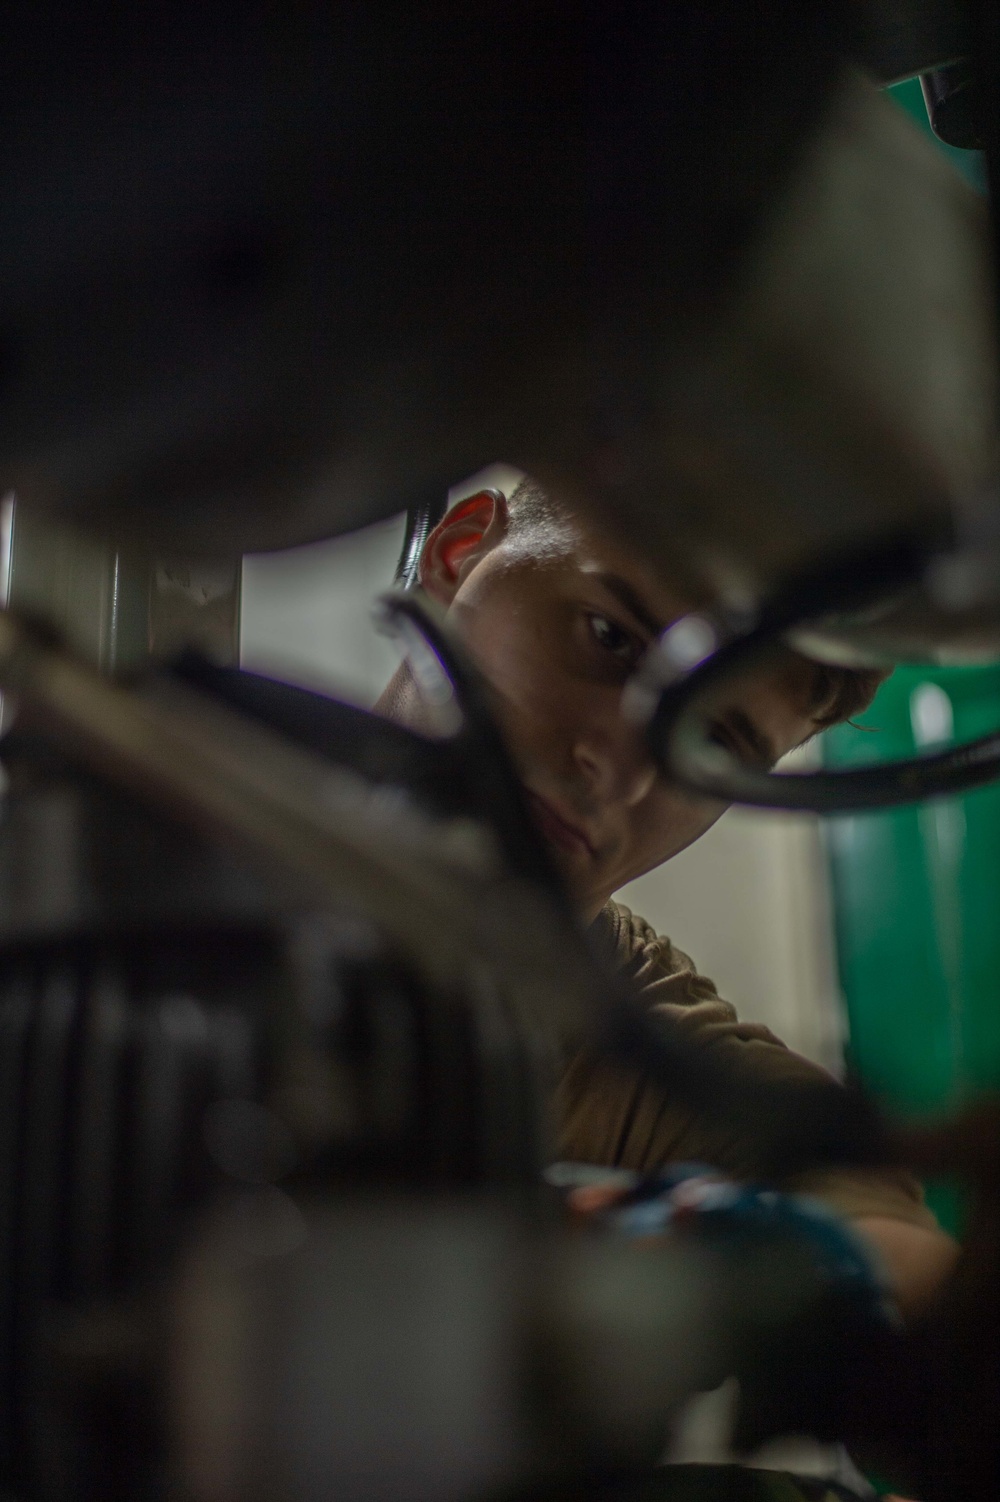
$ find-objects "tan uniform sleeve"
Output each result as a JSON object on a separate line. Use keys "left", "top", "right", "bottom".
{"left": 557, "top": 901, "right": 936, "bottom": 1229}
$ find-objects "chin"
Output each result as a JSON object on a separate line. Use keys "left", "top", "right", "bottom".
{"left": 539, "top": 842, "right": 606, "bottom": 916}
{"left": 565, "top": 877, "right": 608, "bottom": 921}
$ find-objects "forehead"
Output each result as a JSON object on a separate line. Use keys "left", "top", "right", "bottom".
{"left": 530, "top": 513, "right": 706, "bottom": 630}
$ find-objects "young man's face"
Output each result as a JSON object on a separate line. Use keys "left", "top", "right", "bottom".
{"left": 389, "top": 491, "right": 825, "bottom": 922}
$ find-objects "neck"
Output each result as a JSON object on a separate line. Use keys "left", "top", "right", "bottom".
{"left": 373, "top": 659, "right": 412, "bottom": 721}
{"left": 373, "top": 659, "right": 433, "bottom": 735}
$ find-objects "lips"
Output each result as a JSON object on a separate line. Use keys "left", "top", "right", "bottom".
{"left": 526, "top": 791, "right": 595, "bottom": 860}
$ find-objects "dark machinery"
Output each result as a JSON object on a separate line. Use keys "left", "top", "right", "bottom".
{"left": 0, "top": 2, "right": 999, "bottom": 1500}
{"left": 0, "top": 605, "right": 908, "bottom": 1502}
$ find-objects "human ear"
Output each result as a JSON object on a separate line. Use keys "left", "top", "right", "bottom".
{"left": 418, "top": 488, "right": 509, "bottom": 605}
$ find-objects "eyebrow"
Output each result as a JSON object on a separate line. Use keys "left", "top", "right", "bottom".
{"left": 591, "top": 571, "right": 664, "bottom": 639}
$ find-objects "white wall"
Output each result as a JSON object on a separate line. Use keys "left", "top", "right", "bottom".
{"left": 239, "top": 475, "right": 845, "bottom": 1070}
{"left": 616, "top": 808, "right": 845, "bottom": 1072}
{"left": 240, "top": 514, "right": 407, "bottom": 706}
{"left": 239, "top": 465, "right": 523, "bottom": 706}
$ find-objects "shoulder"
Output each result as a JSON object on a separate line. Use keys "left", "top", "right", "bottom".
{"left": 596, "top": 899, "right": 725, "bottom": 1009}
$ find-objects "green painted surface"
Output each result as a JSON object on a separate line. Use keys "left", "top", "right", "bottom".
{"left": 823, "top": 669, "right": 1000, "bottom": 1234}
{"left": 888, "top": 77, "right": 987, "bottom": 193}
{"left": 817, "top": 84, "right": 993, "bottom": 1243}
{"left": 824, "top": 668, "right": 1000, "bottom": 1114}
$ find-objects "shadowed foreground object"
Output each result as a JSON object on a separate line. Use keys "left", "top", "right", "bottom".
{"left": 0, "top": 2, "right": 995, "bottom": 652}
{"left": 0, "top": 3, "right": 999, "bottom": 1499}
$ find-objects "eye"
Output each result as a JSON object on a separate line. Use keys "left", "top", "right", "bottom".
{"left": 587, "top": 613, "right": 644, "bottom": 667}
{"left": 707, "top": 722, "right": 737, "bottom": 756}
{"left": 708, "top": 716, "right": 773, "bottom": 770}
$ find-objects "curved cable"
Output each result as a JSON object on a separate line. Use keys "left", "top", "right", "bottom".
{"left": 630, "top": 540, "right": 1000, "bottom": 813}
{"left": 377, "top": 590, "right": 569, "bottom": 893}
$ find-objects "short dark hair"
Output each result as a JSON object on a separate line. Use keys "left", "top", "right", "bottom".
{"left": 507, "top": 475, "right": 564, "bottom": 535}
{"left": 505, "top": 477, "right": 889, "bottom": 731}
{"left": 804, "top": 660, "right": 889, "bottom": 730}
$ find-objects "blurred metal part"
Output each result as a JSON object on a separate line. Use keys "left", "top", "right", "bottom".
{"left": 921, "top": 61, "right": 983, "bottom": 149}
{"left": 0, "top": 772, "right": 288, "bottom": 943}
{"left": 0, "top": 655, "right": 895, "bottom": 1499}
{"left": 969, "top": 0, "right": 1000, "bottom": 297}
{"left": 0, "top": 607, "right": 522, "bottom": 1001}
{"left": 550, "top": 69, "right": 998, "bottom": 640}
{"left": 0, "top": 4, "right": 843, "bottom": 555}
{"left": 0, "top": 606, "right": 891, "bottom": 1177}
{"left": 169, "top": 1193, "right": 834, "bottom": 1501}
{"left": 5, "top": 507, "right": 150, "bottom": 675}
{"left": 849, "top": 0, "right": 969, "bottom": 83}
{"left": 1, "top": 11, "right": 995, "bottom": 671}
{"left": 393, "top": 493, "right": 449, "bottom": 592}
{"left": 149, "top": 556, "right": 241, "bottom": 664}
{"left": 617, "top": 16, "right": 1000, "bottom": 811}
{"left": 3, "top": 504, "right": 241, "bottom": 674}
{"left": 0, "top": 904, "right": 546, "bottom": 1497}
{"left": 794, "top": 475, "right": 1000, "bottom": 665}
{"left": 0, "top": 606, "right": 966, "bottom": 1497}
{"left": 172, "top": 1195, "right": 538, "bottom": 1502}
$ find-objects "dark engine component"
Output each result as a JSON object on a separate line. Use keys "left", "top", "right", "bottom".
{"left": 0, "top": 0, "right": 990, "bottom": 602}
{"left": 0, "top": 4, "right": 998, "bottom": 1495}
{"left": 0, "top": 609, "right": 990, "bottom": 1501}
{"left": 0, "top": 922, "right": 269, "bottom": 1497}
{"left": 0, "top": 1, "right": 836, "bottom": 554}
{"left": 0, "top": 766, "right": 545, "bottom": 1501}
{"left": 0, "top": 604, "right": 923, "bottom": 1501}
{"left": 921, "top": 60, "right": 982, "bottom": 149}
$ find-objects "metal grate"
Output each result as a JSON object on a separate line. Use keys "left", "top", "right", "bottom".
{"left": 0, "top": 943, "right": 263, "bottom": 1495}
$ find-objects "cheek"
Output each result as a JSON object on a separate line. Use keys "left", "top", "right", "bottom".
{"left": 626, "top": 788, "right": 726, "bottom": 871}
{"left": 451, "top": 591, "right": 567, "bottom": 723}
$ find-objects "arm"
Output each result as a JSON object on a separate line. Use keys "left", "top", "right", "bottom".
{"left": 569, "top": 904, "right": 958, "bottom": 1319}
{"left": 851, "top": 1215, "right": 959, "bottom": 1320}
{"left": 560, "top": 995, "right": 958, "bottom": 1321}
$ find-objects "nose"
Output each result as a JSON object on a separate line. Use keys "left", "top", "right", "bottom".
{"left": 570, "top": 716, "right": 657, "bottom": 808}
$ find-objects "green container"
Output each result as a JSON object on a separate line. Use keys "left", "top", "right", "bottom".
{"left": 818, "top": 82, "right": 994, "bottom": 1241}
{"left": 823, "top": 668, "right": 1000, "bottom": 1232}
{"left": 824, "top": 666, "right": 1000, "bottom": 1112}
